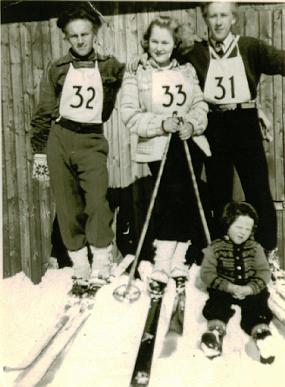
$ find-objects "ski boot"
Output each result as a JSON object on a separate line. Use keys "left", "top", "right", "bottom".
{"left": 200, "top": 320, "right": 226, "bottom": 359}
{"left": 70, "top": 277, "right": 90, "bottom": 297}
{"left": 170, "top": 241, "right": 190, "bottom": 281}
{"left": 252, "top": 324, "right": 275, "bottom": 364}
{"left": 173, "top": 275, "right": 187, "bottom": 295}
{"left": 148, "top": 278, "right": 167, "bottom": 300}
{"left": 89, "top": 244, "right": 113, "bottom": 292}
{"left": 68, "top": 247, "right": 91, "bottom": 296}
{"left": 151, "top": 240, "right": 177, "bottom": 281}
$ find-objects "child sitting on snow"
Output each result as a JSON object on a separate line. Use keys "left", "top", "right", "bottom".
{"left": 200, "top": 201, "right": 274, "bottom": 364}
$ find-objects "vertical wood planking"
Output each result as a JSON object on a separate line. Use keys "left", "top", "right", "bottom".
{"left": 40, "top": 20, "right": 53, "bottom": 69}
{"left": 259, "top": 10, "right": 276, "bottom": 197}
{"left": 2, "top": 134, "right": 11, "bottom": 277}
{"left": 100, "top": 14, "right": 116, "bottom": 186}
{"left": 110, "top": 12, "right": 123, "bottom": 187}
{"left": 49, "top": 18, "right": 62, "bottom": 60}
{"left": 2, "top": 24, "right": 22, "bottom": 277}
{"left": 115, "top": 10, "right": 133, "bottom": 188}
{"left": 276, "top": 205, "right": 285, "bottom": 270}
{"left": 279, "top": 7, "right": 285, "bottom": 267}
{"left": 19, "top": 22, "right": 42, "bottom": 282}
{"left": 272, "top": 9, "right": 285, "bottom": 203}
{"left": 36, "top": 21, "right": 53, "bottom": 275}
{"left": 196, "top": 6, "right": 208, "bottom": 40}
{"left": 30, "top": 21, "right": 47, "bottom": 281}
{"left": 8, "top": 23, "right": 32, "bottom": 278}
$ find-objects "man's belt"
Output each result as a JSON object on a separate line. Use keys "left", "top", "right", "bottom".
{"left": 58, "top": 118, "right": 103, "bottom": 134}
{"left": 209, "top": 101, "right": 257, "bottom": 112}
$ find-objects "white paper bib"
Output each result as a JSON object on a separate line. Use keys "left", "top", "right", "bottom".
{"left": 204, "top": 37, "right": 251, "bottom": 104}
{"left": 143, "top": 69, "right": 192, "bottom": 159}
{"left": 59, "top": 62, "right": 103, "bottom": 123}
{"left": 152, "top": 69, "right": 191, "bottom": 116}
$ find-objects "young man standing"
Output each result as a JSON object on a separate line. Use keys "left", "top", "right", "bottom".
{"left": 177, "top": 2, "right": 285, "bottom": 257}
{"left": 31, "top": 4, "right": 125, "bottom": 292}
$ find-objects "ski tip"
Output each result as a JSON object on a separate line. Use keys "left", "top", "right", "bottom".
{"left": 3, "top": 365, "right": 22, "bottom": 372}
{"left": 131, "top": 371, "right": 150, "bottom": 386}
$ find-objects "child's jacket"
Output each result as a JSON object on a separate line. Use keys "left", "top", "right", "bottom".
{"left": 201, "top": 237, "right": 270, "bottom": 295}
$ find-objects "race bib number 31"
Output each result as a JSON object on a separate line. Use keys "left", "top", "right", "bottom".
{"left": 204, "top": 52, "right": 251, "bottom": 104}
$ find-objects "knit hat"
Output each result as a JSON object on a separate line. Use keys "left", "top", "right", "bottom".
{"left": 57, "top": 2, "right": 104, "bottom": 31}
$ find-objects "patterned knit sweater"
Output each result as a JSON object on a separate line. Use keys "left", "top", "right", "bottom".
{"left": 200, "top": 237, "right": 270, "bottom": 295}
{"left": 120, "top": 59, "right": 208, "bottom": 162}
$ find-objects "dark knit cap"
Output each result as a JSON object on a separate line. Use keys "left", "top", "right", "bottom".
{"left": 57, "top": 2, "right": 103, "bottom": 31}
{"left": 221, "top": 201, "right": 259, "bottom": 234}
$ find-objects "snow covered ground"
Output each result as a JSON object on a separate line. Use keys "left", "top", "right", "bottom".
{"left": 1, "top": 264, "right": 285, "bottom": 387}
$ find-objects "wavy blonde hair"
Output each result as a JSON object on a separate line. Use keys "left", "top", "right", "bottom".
{"left": 141, "top": 16, "right": 195, "bottom": 57}
{"left": 201, "top": 2, "right": 238, "bottom": 20}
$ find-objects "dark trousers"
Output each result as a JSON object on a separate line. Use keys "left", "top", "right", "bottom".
{"left": 148, "top": 134, "right": 210, "bottom": 250}
{"left": 203, "top": 288, "right": 273, "bottom": 335}
{"left": 47, "top": 124, "right": 114, "bottom": 251}
{"left": 205, "top": 108, "right": 277, "bottom": 251}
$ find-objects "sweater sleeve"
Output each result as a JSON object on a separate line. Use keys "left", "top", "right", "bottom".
{"left": 30, "top": 62, "right": 58, "bottom": 154}
{"left": 101, "top": 56, "right": 126, "bottom": 122}
{"left": 257, "top": 38, "right": 285, "bottom": 76}
{"left": 200, "top": 246, "right": 232, "bottom": 292}
{"left": 120, "top": 69, "right": 165, "bottom": 138}
{"left": 182, "top": 63, "right": 208, "bottom": 135}
{"left": 247, "top": 243, "right": 271, "bottom": 294}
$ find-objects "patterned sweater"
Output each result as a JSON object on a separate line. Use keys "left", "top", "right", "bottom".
{"left": 200, "top": 237, "right": 270, "bottom": 295}
{"left": 120, "top": 59, "right": 208, "bottom": 162}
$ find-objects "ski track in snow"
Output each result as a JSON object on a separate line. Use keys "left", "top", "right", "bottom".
{"left": 1, "top": 265, "right": 285, "bottom": 387}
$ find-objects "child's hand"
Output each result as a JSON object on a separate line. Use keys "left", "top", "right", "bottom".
{"left": 179, "top": 122, "right": 194, "bottom": 140}
{"left": 232, "top": 285, "right": 253, "bottom": 300}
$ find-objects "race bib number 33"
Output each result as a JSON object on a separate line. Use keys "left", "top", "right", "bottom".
{"left": 152, "top": 70, "right": 190, "bottom": 116}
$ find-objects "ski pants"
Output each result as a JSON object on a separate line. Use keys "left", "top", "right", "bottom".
{"left": 205, "top": 108, "right": 277, "bottom": 251}
{"left": 202, "top": 288, "right": 273, "bottom": 335}
{"left": 47, "top": 123, "right": 114, "bottom": 251}
{"left": 148, "top": 133, "right": 211, "bottom": 249}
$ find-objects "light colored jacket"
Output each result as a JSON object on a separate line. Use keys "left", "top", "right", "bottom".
{"left": 121, "top": 59, "right": 209, "bottom": 162}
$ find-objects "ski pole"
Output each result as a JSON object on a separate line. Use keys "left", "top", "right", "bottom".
{"left": 113, "top": 133, "right": 172, "bottom": 302}
{"left": 182, "top": 139, "right": 211, "bottom": 245}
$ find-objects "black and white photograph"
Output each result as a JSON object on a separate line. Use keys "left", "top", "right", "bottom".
{"left": 1, "top": 1, "right": 285, "bottom": 386}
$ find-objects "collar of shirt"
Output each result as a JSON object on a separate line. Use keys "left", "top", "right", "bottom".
{"left": 56, "top": 49, "right": 105, "bottom": 67}
{"left": 145, "top": 57, "right": 179, "bottom": 70}
{"left": 210, "top": 32, "right": 235, "bottom": 53}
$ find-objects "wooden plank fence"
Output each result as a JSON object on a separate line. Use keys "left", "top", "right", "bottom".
{"left": 2, "top": 2, "right": 285, "bottom": 283}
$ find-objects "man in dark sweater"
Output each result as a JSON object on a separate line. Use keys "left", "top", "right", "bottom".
{"left": 177, "top": 2, "right": 285, "bottom": 256}
{"left": 31, "top": 4, "right": 125, "bottom": 292}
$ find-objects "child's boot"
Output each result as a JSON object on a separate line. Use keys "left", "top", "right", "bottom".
{"left": 251, "top": 324, "right": 275, "bottom": 364}
{"left": 68, "top": 246, "right": 90, "bottom": 295}
{"left": 90, "top": 244, "right": 113, "bottom": 286}
{"left": 170, "top": 241, "right": 190, "bottom": 280}
{"left": 201, "top": 319, "right": 226, "bottom": 359}
{"left": 150, "top": 240, "right": 177, "bottom": 285}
